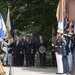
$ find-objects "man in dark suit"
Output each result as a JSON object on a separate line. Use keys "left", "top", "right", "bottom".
{"left": 23, "top": 36, "right": 33, "bottom": 67}
{"left": 38, "top": 35, "right": 47, "bottom": 67}
{"left": 19, "top": 34, "right": 24, "bottom": 66}
{"left": 32, "top": 33, "right": 38, "bottom": 66}
{"left": 12, "top": 36, "right": 22, "bottom": 66}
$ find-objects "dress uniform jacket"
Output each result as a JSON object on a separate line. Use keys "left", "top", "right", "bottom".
{"left": 55, "top": 37, "right": 63, "bottom": 54}
{"left": 55, "top": 37, "right": 63, "bottom": 73}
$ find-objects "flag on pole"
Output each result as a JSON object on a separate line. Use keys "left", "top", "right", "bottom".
{"left": 56, "top": 0, "right": 70, "bottom": 33}
{"left": 6, "top": 8, "right": 14, "bottom": 37}
{"left": 10, "top": 16, "right": 14, "bottom": 37}
{"left": 0, "top": 13, "right": 6, "bottom": 38}
{"left": 63, "top": 17, "right": 69, "bottom": 32}
{"left": 57, "top": 22, "right": 64, "bottom": 33}
{"left": 56, "top": 3, "right": 60, "bottom": 21}
{"left": 56, "top": 0, "right": 66, "bottom": 22}
{"left": 6, "top": 8, "right": 11, "bottom": 36}
{"left": 68, "top": 21, "right": 74, "bottom": 34}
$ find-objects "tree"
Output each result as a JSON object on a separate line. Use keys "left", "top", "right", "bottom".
{"left": 0, "top": 0, "right": 59, "bottom": 40}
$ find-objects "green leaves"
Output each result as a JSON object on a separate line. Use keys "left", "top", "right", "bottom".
{"left": 0, "top": 0, "right": 59, "bottom": 40}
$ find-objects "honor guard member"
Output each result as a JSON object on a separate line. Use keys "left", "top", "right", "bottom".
{"left": 67, "top": 34, "right": 73, "bottom": 72}
{"left": 71, "top": 35, "right": 75, "bottom": 64}
{"left": 54, "top": 33, "right": 63, "bottom": 74}
{"left": 23, "top": 36, "right": 33, "bottom": 67}
{"left": 61, "top": 34, "right": 67, "bottom": 73}
{"left": 0, "top": 38, "right": 6, "bottom": 75}
{"left": 38, "top": 36, "right": 47, "bottom": 67}
{"left": 64, "top": 33, "right": 72, "bottom": 72}
{"left": 8, "top": 35, "right": 14, "bottom": 66}
{"left": 3, "top": 37, "right": 10, "bottom": 65}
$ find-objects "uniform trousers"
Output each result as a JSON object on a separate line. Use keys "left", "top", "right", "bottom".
{"left": 68, "top": 52, "right": 73, "bottom": 72}
{"left": 73, "top": 48, "right": 75, "bottom": 64}
{"left": 8, "top": 54, "right": 13, "bottom": 65}
{"left": 4, "top": 50, "right": 8, "bottom": 65}
{"left": 55, "top": 52, "right": 63, "bottom": 73}
{"left": 62, "top": 56, "right": 67, "bottom": 73}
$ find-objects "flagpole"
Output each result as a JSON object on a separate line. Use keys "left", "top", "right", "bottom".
{"left": 6, "top": 4, "right": 13, "bottom": 75}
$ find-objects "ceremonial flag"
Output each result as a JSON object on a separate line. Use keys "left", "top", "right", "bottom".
{"left": 57, "top": 22, "right": 64, "bottom": 33}
{"left": 6, "top": 8, "right": 14, "bottom": 37}
{"left": 6, "top": 9, "right": 11, "bottom": 36}
{"left": 0, "top": 13, "right": 6, "bottom": 38}
{"left": 56, "top": 0, "right": 66, "bottom": 33}
{"left": 10, "top": 19, "right": 14, "bottom": 37}
{"left": 56, "top": 3, "right": 60, "bottom": 21}
{"left": 63, "top": 17, "right": 69, "bottom": 32}
{"left": 68, "top": 22, "right": 74, "bottom": 34}
{"left": 56, "top": 0, "right": 66, "bottom": 22}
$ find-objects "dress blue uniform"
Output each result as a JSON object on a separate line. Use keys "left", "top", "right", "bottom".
{"left": 62, "top": 39, "right": 67, "bottom": 73}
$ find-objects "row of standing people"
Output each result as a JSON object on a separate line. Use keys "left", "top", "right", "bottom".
{"left": 3, "top": 35, "right": 47, "bottom": 67}
{"left": 53, "top": 32, "right": 75, "bottom": 74}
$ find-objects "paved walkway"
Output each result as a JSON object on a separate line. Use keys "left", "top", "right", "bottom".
{"left": 4, "top": 67, "right": 70, "bottom": 75}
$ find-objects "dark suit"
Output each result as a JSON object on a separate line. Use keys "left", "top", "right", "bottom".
{"left": 31, "top": 41, "right": 38, "bottom": 66}
{"left": 13, "top": 41, "right": 22, "bottom": 66}
{"left": 38, "top": 40, "right": 47, "bottom": 67}
{"left": 19, "top": 39, "right": 24, "bottom": 66}
{"left": 23, "top": 40, "right": 32, "bottom": 67}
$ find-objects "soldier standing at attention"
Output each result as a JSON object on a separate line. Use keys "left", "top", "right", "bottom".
{"left": 54, "top": 33, "right": 63, "bottom": 74}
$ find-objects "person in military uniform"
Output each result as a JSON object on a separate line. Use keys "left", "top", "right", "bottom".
{"left": 3, "top": 37, "right": 10, "bottom": 65}
{"left": 67, "top": 34, "right": 73, "bottom": 72}
{"left": 0, "top": 38, "right": 6, "bottom": 75}
{"left": 8, "top": 35, "right": 14, "bottom": 66}
{"left": 38, "top": 35, "right": 47, "bottom": 67}
{"left": 61, "top": 34, "right": 68, "bottom": 73}
{"left": 54, "top": 33, "right": 63, "bottom": 74}
{"left": 23, "top": 36, "right": 33, "bottom": 67}
{"left": 72, "top": 35, "right": 75, "bottom": 65}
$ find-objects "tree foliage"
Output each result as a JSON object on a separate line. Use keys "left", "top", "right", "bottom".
{"left": 0, "top": 0, "right": 59, "bottom": 40}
